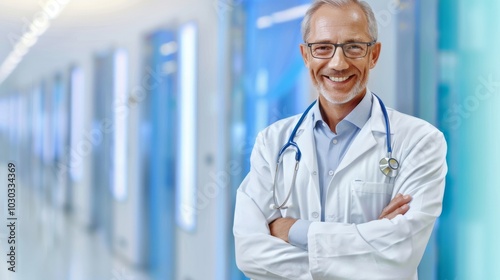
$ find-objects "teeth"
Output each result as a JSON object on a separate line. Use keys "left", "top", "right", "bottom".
{"left": 328, "top": 76, "right": 349, "bottom": 82}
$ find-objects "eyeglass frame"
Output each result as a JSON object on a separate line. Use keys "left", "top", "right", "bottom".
{"left": 304, "top": 40, "right": 377, "bottom": 59}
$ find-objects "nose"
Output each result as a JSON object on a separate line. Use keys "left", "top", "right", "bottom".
{"left": 328, "top": 47, "right": 349, "bottom": 71}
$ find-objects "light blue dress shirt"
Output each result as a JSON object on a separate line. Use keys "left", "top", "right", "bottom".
{"left": 288, "top": 92, "right": 373, "bottom": 250}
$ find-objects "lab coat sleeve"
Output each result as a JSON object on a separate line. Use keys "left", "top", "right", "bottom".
{"left": 308, "top": 130, "right": 447, "bottom": 280}
{"left": 234, "top": 132, "right": 312, "bottom": 280}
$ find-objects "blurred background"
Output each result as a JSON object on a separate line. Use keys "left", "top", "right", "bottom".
{"left": 0, "top": 0, "right": 499, "bottom": 279}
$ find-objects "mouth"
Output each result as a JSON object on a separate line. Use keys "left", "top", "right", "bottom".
{"left": 324, "top": 75, "right": 354, "bottom": 84}
{"left": 329, "top": 76, "right": 348, "bottom": 82}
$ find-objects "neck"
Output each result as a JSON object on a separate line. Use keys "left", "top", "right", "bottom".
{"left": 319, "top": 91, "right": 366, "bottom": 133}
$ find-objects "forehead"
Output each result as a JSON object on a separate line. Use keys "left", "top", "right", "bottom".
{"left": 308, "top": 4, "right": 371, "bottom": 42}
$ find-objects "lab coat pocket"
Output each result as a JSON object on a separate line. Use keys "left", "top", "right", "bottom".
{"left": 349, "top": 180, "right": 393, "bottom": 224}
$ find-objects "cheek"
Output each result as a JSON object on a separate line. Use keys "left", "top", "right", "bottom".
{"left": 308, "top": 68, "right": 318, "bottom": 86}
{"left": 308, "top": 62, "right": 324, "bottom": 79}
{"left": 353, "top": 61, "right": 370, "bottom": 77}
{"left": 308, "top": 66, "right": 321, "bottom": 86}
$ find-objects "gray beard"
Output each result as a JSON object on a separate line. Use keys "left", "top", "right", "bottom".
{"left": 316, "top": 76, "right": 368, "bottom": 105}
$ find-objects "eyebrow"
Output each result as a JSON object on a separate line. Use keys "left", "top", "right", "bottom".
{"left": 309, "top": 38, "right": 372, "bottom": 44}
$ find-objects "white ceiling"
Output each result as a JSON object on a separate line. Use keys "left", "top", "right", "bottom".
{"left": 0, "top": 0, "right": 147, "bottom": 21}
{"left": 0, "top": 0, "right": 154, "bottom": 85}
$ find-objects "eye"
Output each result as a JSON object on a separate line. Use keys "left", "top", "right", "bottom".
{"left": 314, "top": 45, "right": 332, "bottom": 52}
{"left": 345, "top": 43, "right": 364, "bottom": 51}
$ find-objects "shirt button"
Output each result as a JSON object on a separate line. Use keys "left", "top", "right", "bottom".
{"left": 328, "top": 170, "right": 334, "bottom": 176}
{"left": 312, "top": 212, "right": 319, "bottom": 219}
{"left": 333, "top": 139, "right": 338, "bottom": 144}
{"left": 312, "top": 171, "right": 317, "bottom": 175}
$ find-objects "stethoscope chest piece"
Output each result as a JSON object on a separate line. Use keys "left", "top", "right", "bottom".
{"left": 379, "top": 154, "right": 399, "bottom": 178}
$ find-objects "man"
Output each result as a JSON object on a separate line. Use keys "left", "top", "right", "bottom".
{"left": 233, "top": 0, "right": 447, "bottom": 279}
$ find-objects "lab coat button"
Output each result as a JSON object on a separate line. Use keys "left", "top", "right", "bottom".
{"left": 312, "top": 212, "right": 319, "bottom": 219}
{"left": 312, "top": 171, "right": 317, "bottom": 175}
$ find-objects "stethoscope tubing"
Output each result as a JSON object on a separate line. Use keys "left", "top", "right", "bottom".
{"left": 276, "top": 100, "right": 317, "bottom": 164}
{"left": 373, "top": 93, "right": 392, "bottom": 154}
{"left": 271, "top": 93, "right": 398, "bottom": 210}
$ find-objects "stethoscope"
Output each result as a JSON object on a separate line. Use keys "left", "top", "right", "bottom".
{"left": 271, "top": 93, "right": 399, "bottom": 210}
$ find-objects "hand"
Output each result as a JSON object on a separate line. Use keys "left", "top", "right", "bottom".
{"left": 269, "top": 217, "right": 297, "bottom": 242}
{"left": 378, "top": 193, "right": 412, "bottom": 220}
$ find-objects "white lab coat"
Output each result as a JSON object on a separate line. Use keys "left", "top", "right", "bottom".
{"left": 233, "top": 96, "right": 447, "bottom": 280}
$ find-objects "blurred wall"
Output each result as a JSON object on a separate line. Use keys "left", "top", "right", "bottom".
{"left": 1, "top": 0, "right": 225, "bottom": 279}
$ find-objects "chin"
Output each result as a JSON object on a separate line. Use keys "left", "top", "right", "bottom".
{"left": 317, "top": 78, "right": 368, "bottom": 105}
{"left": 318, "top": 86, "right": 362, "bottom": 105}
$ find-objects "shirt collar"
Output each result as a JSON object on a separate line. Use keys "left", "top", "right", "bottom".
{"left": 345, "top": 90, "right": 373, "bottom": 129}
{"left": 311, "top": 90, "right": 373, "bottom": 130}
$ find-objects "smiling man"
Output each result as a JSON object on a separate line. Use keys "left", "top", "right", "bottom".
{"left": 302, "top": 1, "right": 378, "bottom": 130}
{"left": 233, "top": 1, "right": 447, "bottom": 279}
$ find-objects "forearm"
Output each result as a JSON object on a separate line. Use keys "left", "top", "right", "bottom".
{"left": 307, "top": 211, "right": 436, "bottom": 279}
{"left": 235, "top": 233, "right": 311, "bottom": 280}
{"left": 234, "top": 190, "right": 312, "bottom": 280}
{"left": 282, "top": 194, "right": 412, "bottom": 251}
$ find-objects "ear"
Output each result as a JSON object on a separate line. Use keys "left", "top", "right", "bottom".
{"left": 300, "top": 44, "right": 310, "bottom": 68}
{"left": 369, "top": 42, "right": 381, "bottom": 69}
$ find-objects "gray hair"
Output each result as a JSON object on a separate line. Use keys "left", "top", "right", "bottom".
{"left": 301, "top": 0, "right": 378, "bottom": 42}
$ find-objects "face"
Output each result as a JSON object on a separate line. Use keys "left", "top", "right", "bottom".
{"left": 300, "top": 3, "right": 381, "bottom": 106}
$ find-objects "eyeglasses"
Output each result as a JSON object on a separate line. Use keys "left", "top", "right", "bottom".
{"left": 306, "top": 41, "right": 377, "bottom": 59}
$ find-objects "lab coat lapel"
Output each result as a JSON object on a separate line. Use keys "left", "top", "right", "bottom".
{"left": 294, "top": 115, "right": 320, "bottom": 190}
{"left": 335, "top": 98, "right": 388, "bottom": 174}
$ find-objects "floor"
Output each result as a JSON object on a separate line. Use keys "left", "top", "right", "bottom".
{"left": 0, "top": 166, "right": 152, "bottom": 280}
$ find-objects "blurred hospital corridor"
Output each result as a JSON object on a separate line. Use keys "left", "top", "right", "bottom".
{"left": 1, "top": 0, "right": 500, "bottom": 279}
